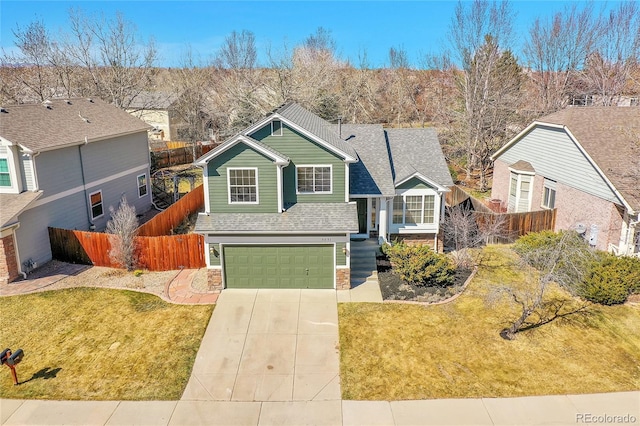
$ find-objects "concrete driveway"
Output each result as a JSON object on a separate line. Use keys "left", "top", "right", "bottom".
{"left": 182, "top": 289, "right": 341, "bottom": 402}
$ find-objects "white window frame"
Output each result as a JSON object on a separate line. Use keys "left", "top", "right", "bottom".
{"left": 271, "top": 120, "right": 283, "bottom": 136}
{"left": 391, "top": 190, "right": 439, "bottom": 229}
{"left": 296, "top": 164, "right": 333, "bottom": 194}
{"left": 227, "top": 167, "right": 259, "bottom": 205}
{"left": 137, "top": 173, "right": 148, "bottom": 198}
{"left": 542, "top": 179, "right": 556, "bottom": 209}
{"left": 89, "top": 190, "right": 104, "bottom": 220}
{"left": 0, "top": 157, "right": 11, "bottom": 188}
{"left": 508, "top": 171, "right": 534, "bottom": 213}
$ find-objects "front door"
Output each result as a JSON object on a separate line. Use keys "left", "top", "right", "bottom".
{"left": 356, "top": 198, "right": 367, "bottom": 234}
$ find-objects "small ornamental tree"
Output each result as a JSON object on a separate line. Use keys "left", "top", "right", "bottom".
{"left": 106, "top": 196, "right": 139, "bottom": 271}
{"left": 383, "top": 241, "right": 456, "bottom": 287}
{"left": 498, "top": 230, "right": 596, "bottom": 340}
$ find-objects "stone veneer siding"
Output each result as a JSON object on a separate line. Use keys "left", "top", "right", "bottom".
{"left": 336, "top": 268, "right": 350, "bottom": 290}
{"left": 207, "top": 269, "right": 223, "bottom": 292}
{"left": 0, "top": 234, "right": 20, "bottom": 284}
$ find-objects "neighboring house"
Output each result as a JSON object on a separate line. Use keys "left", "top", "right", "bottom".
{"left": 0, "top": 98, "right": 153, "bottom": 284}
{"left": 194, "top": 103, "right": 452, "bottom": 290}
{"left": 491, "top": 107, "right": 639, "bottom": 256}
{"left": 125, "top": 91, "right": 184, "bottom": 142}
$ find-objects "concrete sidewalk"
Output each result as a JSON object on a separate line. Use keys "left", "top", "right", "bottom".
{"left": 3, "top": 391, "right": 638, "bottom": 425}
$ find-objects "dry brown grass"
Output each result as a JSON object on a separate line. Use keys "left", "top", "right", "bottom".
{"left": 0, "top": 288, "right": 212, "bottom": 400}
{"left": 339, "top": 245, "right": 640, "bottom": 400}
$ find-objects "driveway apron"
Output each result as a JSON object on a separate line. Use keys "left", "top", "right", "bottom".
{"left": 182, "top": 289, "right": 341, "bottom": 402}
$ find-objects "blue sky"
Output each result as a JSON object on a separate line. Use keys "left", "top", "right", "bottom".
{"left": 0, "top": 1, "right": 624, "bottom": 68}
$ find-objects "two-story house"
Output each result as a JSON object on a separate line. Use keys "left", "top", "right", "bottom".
{"left": 0, "top": 98, "right": 153, "bottom": 284}
{"left": 195, "top": 103, "right": 453, "bottom": 290}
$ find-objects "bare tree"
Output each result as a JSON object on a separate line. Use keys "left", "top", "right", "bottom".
{"left": 213, "top": 30, "right": 268, "bottom": 134}
{"left": 523, "top": 2, "right": 601, "bottom": 112}
{"left": 3, "top": 20, "right": 57, "bottom": 102}
{"left": 338, "top": 49, "right": 380, "bottom": 123}
{"left": 168, "top": 46, "right": 217, "bottom": 158}
{"left": 494, "top": 231, "right": 595, "bottom": 340}
{"left": 67, "top": 8, "right": 158, "bottom": 109}
{"left": 106, "top": 196, "right": 139, "bottom": 271}
{"left": 446, "top": 1, "right": 523, "bottom": 190}
{"left": 443, "top": 203, "right": 508, "bottom": 268}
{"left": 265, "top": 27, "right": 342, "bottom": 120}
{"left": 580, "top": 2, "right": 640, "bottom": 105}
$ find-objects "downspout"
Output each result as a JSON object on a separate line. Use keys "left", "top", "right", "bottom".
{"left": 79, "top": 136, "right": 94, "bottom": 230}
{"left": 31, "top": 151, "right": 41, "bottom": 190}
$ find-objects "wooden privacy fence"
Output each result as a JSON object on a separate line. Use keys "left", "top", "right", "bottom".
{"left": 475, "top": 209, "right": 557, "bottom": 243}
{"left": 48, "top": 184, "right": 206, "bottom": 271}
{"left": 446, "top": 184, "right": 557, "bottom": 243}
{"left": 48, "top": 228, "right": 205, "bottom": 270}
{"left": 137, "top": 185, "right": 204, "bottom": 236}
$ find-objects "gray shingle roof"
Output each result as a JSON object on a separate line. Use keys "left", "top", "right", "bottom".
{"left": 340, "top": 124, "right": 396, "bottom": 196}
{"left": 195, "top": 202, "right": 358, "bottom": 233}
{"left": 538, "top": 107, "right": 640, "bottom": 211}
{"left": 385, "top": 128, "right": 454, "bottom": 188}
{"left": 0, "top": 191, "right": 42, "bottom": 228}
{"left": 0, "top": 98, "right": 150, "bottom": 152}
{"left": 274, "top": 103, "right": 358, "bottom": 160}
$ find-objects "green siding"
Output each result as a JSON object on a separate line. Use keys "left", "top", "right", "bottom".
{"left": 336, "top": 242, "right": 346, "bottom": 266}
{"left": 209, "top": 243, "right": 221, "bottom": 266}
{"left": 207, "top": 143, "right": 278, "bottom": 213}
{"left": 397, "top": 177, "right": 437, "bottom": 190}
{"left": 250, "top": 124, "right": 345, "bottom": 204}
{"left": 223, "top": 245, "right": 334, "bottom": 289}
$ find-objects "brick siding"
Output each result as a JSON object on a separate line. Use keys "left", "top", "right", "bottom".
{"left": 336, "top": 268, "right": 350, "bottom": 290}
{"left": 0, "top": 234, "right": 20, "bottom": 284}
{"left": 207, "top": 269, "right": 223, "bottom": 292}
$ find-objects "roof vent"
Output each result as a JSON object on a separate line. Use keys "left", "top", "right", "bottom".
{"left": 79, "top": 112, "right": 90, "bottom": 123}
{"left": 87, "top": 98, "right": 94, "bottom": 103}
{"left": 65, "top": 99, "right": 72, "bottom": 105}
{"left": 0, "top": 107, "right": 7, "bottom": 113}
{"left": 42, "top": 100, "right": 53, "bottom": 109}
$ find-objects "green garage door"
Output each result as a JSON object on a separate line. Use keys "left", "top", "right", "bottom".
{"left": 223, "top": 245, "right": 334, "bottom": 289}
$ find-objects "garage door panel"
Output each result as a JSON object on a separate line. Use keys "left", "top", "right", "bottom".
{"left": 223, "top": 245, "right": 333, "bottom": 289}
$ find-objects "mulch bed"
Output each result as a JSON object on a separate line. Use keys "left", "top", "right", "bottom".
{"left": 377, "top": 255, "right": 472, "bottom": 303}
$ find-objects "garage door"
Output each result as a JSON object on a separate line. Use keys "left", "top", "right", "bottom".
{"left": 223, "top": 245, "right": 334, "bottom": 289}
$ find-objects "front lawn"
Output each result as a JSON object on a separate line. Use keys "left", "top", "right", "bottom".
{"left": 0, "top": 288, "right": 213, "bottom": 400}
{"left": 339, "top": 245, "right": 640, "bottom": 400}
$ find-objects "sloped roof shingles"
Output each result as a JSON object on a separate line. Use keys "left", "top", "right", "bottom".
{"left": 0, "top": 98, "right": 150, "bottom": 152}
{"left": 274, "top": 103, "right": 358, "bottom": 160}
{"left": 386, "top": 128, "right": 454, "bottom": 188}
{"left": 539, "top": 107, "right": 640, "bottom": 211}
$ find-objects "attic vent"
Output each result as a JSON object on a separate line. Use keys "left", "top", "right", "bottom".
{"left": 65, "top": 100, "right": 72, "bottom": 105}
{"left": 0, "top": 107, "right": 7, "bottom": 113}
{"left": 87, "top": 98, "right": 94, "bottom": 103}
{"left": 42, "top": 100, "right": 53, "bottom": 109}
